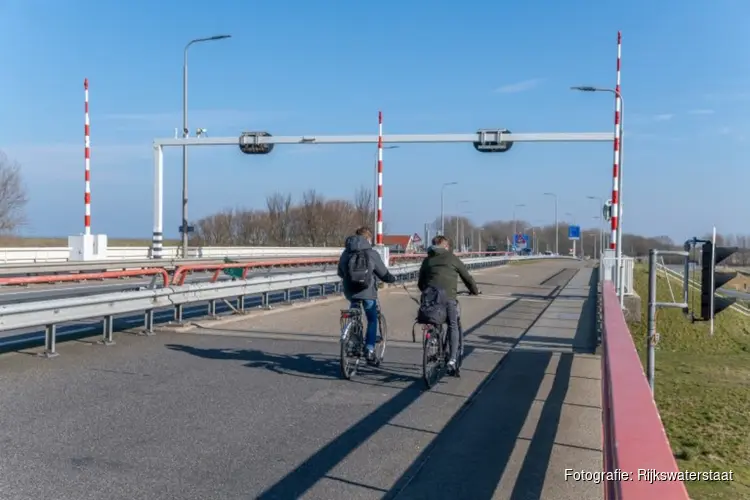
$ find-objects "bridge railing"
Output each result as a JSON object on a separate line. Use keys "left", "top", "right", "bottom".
{"left": 600, "top": 254, "right": 635, "bottom": 295}
{"left": 600, "top": 281, "right": 689, "bottom": 499}
{"left": 0, "top": 246, "right": 344, "bottom": 264}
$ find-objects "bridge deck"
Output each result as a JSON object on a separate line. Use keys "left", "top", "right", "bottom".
{"left": 0, "top": 260, "right": 602, "bottom": 500}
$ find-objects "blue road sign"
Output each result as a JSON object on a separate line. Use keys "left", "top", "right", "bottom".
{"left": 513, "top": 233, "right": 530, "bottom": 251}
{"left": 568, "top": 225, "right": 581, "bottom": 240}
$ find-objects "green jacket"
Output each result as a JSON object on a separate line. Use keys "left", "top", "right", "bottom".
{"left": 417, "top": 246, "right": 479, "bottom": 299}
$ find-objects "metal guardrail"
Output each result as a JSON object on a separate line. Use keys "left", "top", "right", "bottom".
{"left": 0, "top": 251, "right": 513, "bottom": 278}
{"left": 0, "top": 257, "right": 253, "bottom": 275}
{"left": 601, "top": 255, "right": 635, "bottom": 295}
{"left": 600, "top": 281, "right": 689, "bottom": 499}
{"left": 0, "top": 246, "right": 343, "bottom": 264}
{"left": 0, "top": 254, "right": 571, "bottom": 357}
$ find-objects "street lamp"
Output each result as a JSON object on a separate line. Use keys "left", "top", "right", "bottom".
{"left": 543, "top": 192, "right": 558, "bottom": 254}
{"left": 572, "top": 85, "right": 625, "bottom": 304}
{"left": 512, "top": 203, "right": 525, "bottom": 237}
{"left": 373, "top": 145, "right": 400, "bottom": 232}
{"left": 461, "top": 210, "right": 473, "bottom": 252}
{"left": 586, "top": 195, "right": 604, "bottom": 260}
{"left": 181, "top": 34, "right": 232, "bottom": 258}
{"left": 440, "top": 181, "right": 458, "bottom": 236}
{"left": 591, "top": 216, "right": 601, "bottom": 259}
{"left": 457, "top": 200, "right": 470, "bottom": 251}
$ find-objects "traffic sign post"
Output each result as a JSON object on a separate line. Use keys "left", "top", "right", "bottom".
{"left": 513, "top": 233, "right": 529, "bottom": 252}
{"left": 411, "top": 232, "right": 423, "bottom": 251}
{"left": 568, "top": 225, "right": 581, "bottom": 259}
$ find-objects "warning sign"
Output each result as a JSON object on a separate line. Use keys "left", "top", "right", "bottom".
{"left": 412, "top": 233, "right": 422, "bottom": 243}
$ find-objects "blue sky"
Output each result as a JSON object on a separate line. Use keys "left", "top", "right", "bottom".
{"left": 1, "top": 0, "right": 747, "bottom": 242}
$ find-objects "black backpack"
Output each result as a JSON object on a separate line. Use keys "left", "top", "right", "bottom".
{"left": 347, "top": 249, "right": 373, "bottom": 289}
{"left": 417, "top": 286, "right": 448, "bottom": 325}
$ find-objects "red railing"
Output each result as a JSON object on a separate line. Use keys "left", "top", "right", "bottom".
{"left": 0, "top": 253, "right": 514, "bottom": 290}
{"left": 601, "top": 281, "right": 689, "bottom": 499}
{"left": 171, "top": 258, "right": 339, "bottom": 286}
{"left": 0, "top": 268, "right": 170, "bottom": 288}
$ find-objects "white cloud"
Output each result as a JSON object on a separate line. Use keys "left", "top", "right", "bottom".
{"left": 688, "top": 109, "right": 715, "bottom": 115}
{"left": 652, "top": 114, "right": 674, "bottom": 122}
{"left": 494, "top": 78, "right": 544, "bottom": 94}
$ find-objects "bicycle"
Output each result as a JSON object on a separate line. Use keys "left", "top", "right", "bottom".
{"left": 405, "top": 285, "right": 474, "bottom": 389}
{"left": 339, "top": 301, "right": 388, "bottom": 379}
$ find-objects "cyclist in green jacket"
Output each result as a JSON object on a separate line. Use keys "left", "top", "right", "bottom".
{"left": 417, "top": 235, "right": 480, "bottom": 373}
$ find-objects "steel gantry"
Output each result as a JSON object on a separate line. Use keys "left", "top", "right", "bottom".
{"left": 150, "top": 130, "right": 614, "bottom": 258}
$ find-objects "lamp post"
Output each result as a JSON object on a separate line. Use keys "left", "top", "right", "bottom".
{"left": 543, "top": 192, "right": 558, "bottom": 254}
{"left": 512, "top": 203, "right": 525, "bottom": 248}
{"left": 572, "top": 85, "right": 625, "bottom": 304}
{"left": 440, "top": 181, "right": 458, "bottom": 236}
{"left": 182, "top": 34, "right": 232, "bottom": 259}
{"left": 457, "top": 201, "right": 470, "bottom": 251}
{"left": 587, "top": 195, "right": 604, "bottom": 260}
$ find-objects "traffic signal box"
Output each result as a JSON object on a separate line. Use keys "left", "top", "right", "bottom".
{"left": 700, "top": 242, "right": 738, "bottom": 320}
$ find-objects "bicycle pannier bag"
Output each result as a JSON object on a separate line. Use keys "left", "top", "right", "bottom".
{"left": 348, "top": 250, "right": 373, "bottom": 289}
{"left": 417, "top": 285, "right": 448, "bottom": 325}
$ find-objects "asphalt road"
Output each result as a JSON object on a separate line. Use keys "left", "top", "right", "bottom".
{"left": 0, "top": 260, "right": 603, "bottom": 499}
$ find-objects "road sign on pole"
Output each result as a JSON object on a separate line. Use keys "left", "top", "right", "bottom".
{"left": 568, "top": 225, "right": 581, "bottom": 240}
{"left": 513, "top": 233, "right": 529, "bottom": 251}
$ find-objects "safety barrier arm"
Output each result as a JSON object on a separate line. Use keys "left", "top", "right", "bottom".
{"left": 601, "top": 281, "right": 689, "bottom": 499}
{"left": 172, "top": 257, "right": 340, "bottom": 286}
{"left": 0, "top": 268, "right": 170, "bottom": 288}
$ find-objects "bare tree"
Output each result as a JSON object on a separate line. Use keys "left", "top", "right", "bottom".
{"left": 266, "top": 192, "right": 293, "bottom": 245}
{"left": 0, "top": 152, "right": 28, "bottom": 233}
{"left": 353, "top": 185, "right": 375, "bottom": 228}
{"left": 300, "top": 189, "right": 325, "bottom": 246}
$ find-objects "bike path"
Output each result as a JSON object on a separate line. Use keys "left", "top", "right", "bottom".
{"left": 0, "top": 260, "right": 602, "bottom": 500}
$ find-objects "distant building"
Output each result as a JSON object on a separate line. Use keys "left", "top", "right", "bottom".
{"left": 383, "top": 234, "right": 422, "bottom": 253}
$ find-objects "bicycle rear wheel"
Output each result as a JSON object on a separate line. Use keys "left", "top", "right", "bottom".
{"left": 373, "top": 310, "right": 387, "bottom": 366}
{"left": 422, "top": 325, "right": 443, "bottom": 388}
{"left": 340, "top": 316, "right": 362, "bottom": 379}
{"left": 455, "top": 316, "right": 464, "bottom": 377}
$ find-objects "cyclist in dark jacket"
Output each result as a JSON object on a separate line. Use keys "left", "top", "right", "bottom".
{"left": 417, "top": 235, "right": 480, "bottom": 372}
{"left": 338, "top": 226, "right": 396, "bottom": 362}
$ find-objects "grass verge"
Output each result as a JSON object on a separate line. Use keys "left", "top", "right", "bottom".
{"left": 628, "top": 265, "right": 750, "bottom": 499}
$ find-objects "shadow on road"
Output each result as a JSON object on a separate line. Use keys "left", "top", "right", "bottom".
{"left": 385, "top": 349, "right": 573, "bottom": 500}
{"left": 165, "top": 265, "right": 583, "bottom": 499}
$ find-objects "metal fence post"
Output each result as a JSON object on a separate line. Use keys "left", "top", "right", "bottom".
{"left": 647, "top": 250, "right": 657, "bottom": 393}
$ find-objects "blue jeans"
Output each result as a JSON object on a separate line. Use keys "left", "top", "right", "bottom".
{"left": 351, "top": 299, "right": 378, "bottom": 350}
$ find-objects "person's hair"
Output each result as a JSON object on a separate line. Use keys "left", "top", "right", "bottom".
{"left": 355, "top": 226, "right": 373, "bottom": 239}
{"left": 432, "top": 235, "right": 449, "bottom": 247}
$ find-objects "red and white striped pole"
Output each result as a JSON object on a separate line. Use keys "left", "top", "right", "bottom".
{"left": 609, "top": 32, "right": 622, "bottom": 250}
{"left": 376, "top": 111, "right": 384, "bottom": 245}
{"left": 84, "top": 78, "right": 91, "bottom": 236}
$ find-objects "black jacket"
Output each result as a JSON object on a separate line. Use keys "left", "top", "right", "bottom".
{"left": 417, "top": 246, "right": 479, "bottom": 299}
{"left": 337, "top": 235, "right": 396, "bottom": 300}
